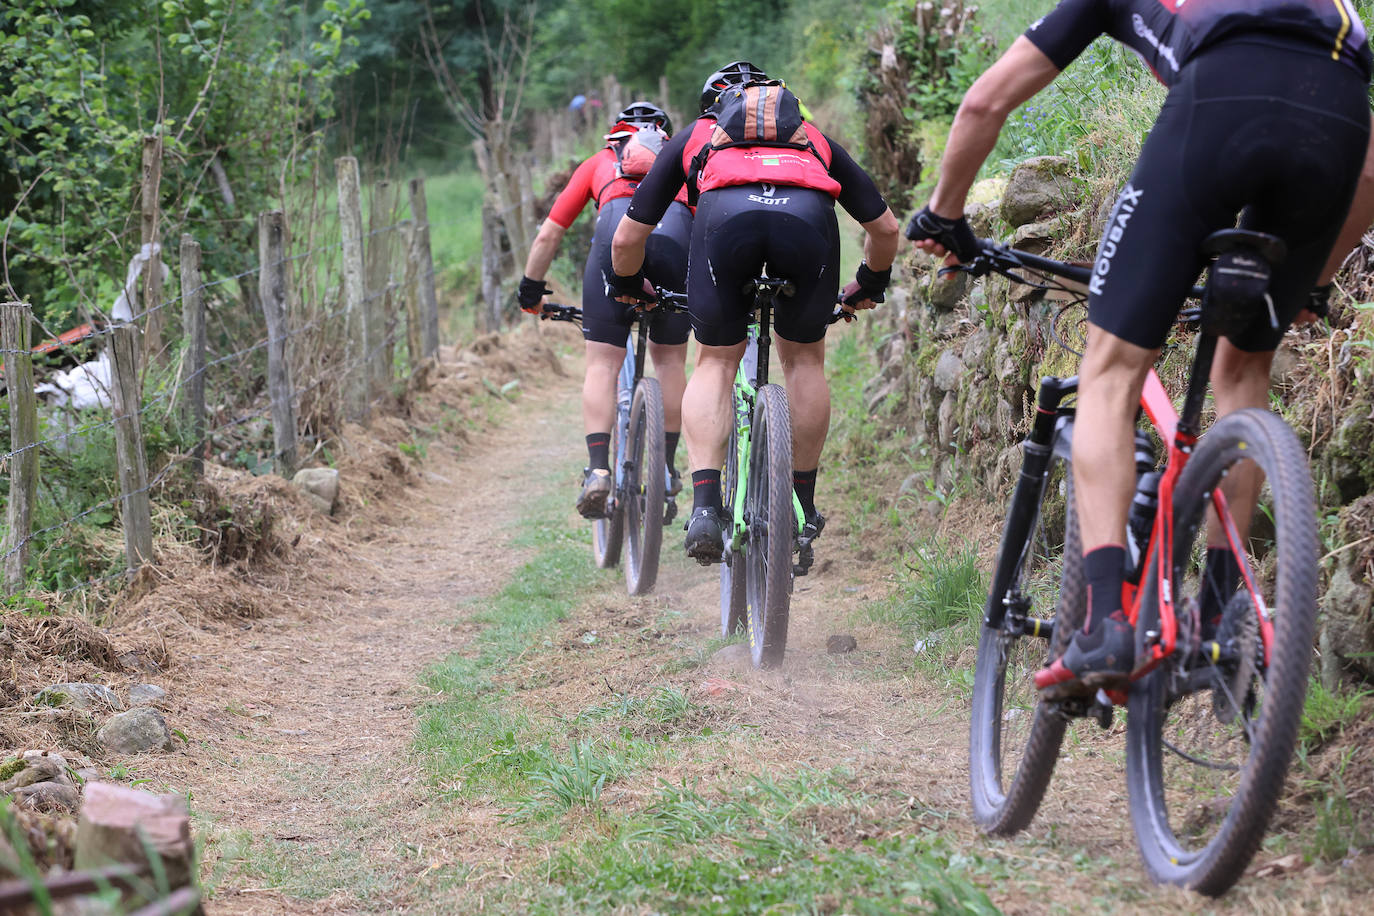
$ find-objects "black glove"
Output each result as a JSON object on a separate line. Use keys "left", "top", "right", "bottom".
{"left": 843, "top": 261, "right": 890, "bottom": 305}
{"left": 517, "top": 275, "right": 551, "bottom": 314}
{"left": 1307, "top": 282, "right": 1333, "bottom": 320}
{"left": 606, "top": 269, "right": 651, "bottom": 301}
{"left": 905, "top": 206, "right": 979, "bottom": 262}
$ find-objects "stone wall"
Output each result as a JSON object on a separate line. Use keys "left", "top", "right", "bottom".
{"left": 868, "top": 156, "right": 1374, "bottom": 686}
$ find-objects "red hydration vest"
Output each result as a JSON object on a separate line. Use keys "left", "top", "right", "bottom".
{"left": 681, "top": 117, "right": 842, "bottom": 199}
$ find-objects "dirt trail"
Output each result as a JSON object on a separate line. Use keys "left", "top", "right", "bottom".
{"left": 131, "top": 361, "right": 583, "bottom": 913}
{"left": 125, "top": 338, "right": 1372, "bottom": 914}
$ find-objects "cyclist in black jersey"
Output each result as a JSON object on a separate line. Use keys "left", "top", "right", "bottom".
{"left": 609, "top": 65, "right": 900, "bottom": 562}
{"left": 908, "top": 0, "right": 1374, "bottom": 696}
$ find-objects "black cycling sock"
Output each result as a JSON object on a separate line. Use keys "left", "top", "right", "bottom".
{"left": 1201, "top": 547, "right": 1239, "bottom": 626}
{"left": 665, "top": 431, "right": 680, "bottom": 471}
{"left": 793, "top": 468, "right": 818, "bottom": 517}
{"left": 586, "top": 433, "right": 611, "bottom": 471}
{"left": 1083, "top": 545, "right": 1127, "bottom": 634}
{"left": 691, "top": 469, "right": 723, "bottom": 512}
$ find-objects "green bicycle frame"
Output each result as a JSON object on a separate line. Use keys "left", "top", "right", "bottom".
{"left": 725, "top": 323, "right": 806, "bottom": 557}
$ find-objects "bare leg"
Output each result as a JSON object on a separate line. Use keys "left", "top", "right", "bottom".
{"left": 1206, "top": 340, "right": 1274, "bottom": 548}
{"left": 647, "top": 340, "right": 688, "bottom": 433}
{"left": 1073, "top": 325, "right": 1159, "bottom": 552}
{"left": 683, "top": 342, "right": 746, "bottom": 472}
{"left": 583, "top": 341, "right": 625, "bottom": 435}
{"left": 774, "top": 335, "right": 830, "bottom": 470}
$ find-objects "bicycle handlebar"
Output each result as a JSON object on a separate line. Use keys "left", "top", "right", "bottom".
{"left": 540, "top": 303, "right": 583, "bottom": 323}
{"left": 944, "top": 239, "right": 1206, "bottom": 304}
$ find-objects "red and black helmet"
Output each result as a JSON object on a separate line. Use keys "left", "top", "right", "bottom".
{"left": 610, "top": 101, "right": 672, "bottom": 135}
{"left": 700, "top": 61, "right": 768, "bottom": 113}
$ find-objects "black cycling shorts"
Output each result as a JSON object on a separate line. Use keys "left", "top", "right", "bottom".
{"left": 581, "top": 197, "right": 692, "bottom": 347}
{"left": 1089, "top": 36, "right": 1370, "bottom": 352}
{"left": 688, "top": 185, "right": 841, "bottom": 347}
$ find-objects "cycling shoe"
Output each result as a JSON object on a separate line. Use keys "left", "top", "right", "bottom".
{"left": 576, "top": 468, "right": 612, "bottom": 519}
{"left": 684, "top": 506, "right": 727, "bottom": 565}
{"left": 1035, "top": 611, "right": 1134, "bottom": 699}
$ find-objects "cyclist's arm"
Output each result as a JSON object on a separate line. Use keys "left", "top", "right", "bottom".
{"left": 610, "top": 215, "right": 654, "bottom": 278}
{"left": 927, "top": 37, "right": 1062, "bottom": 218}
{"left": 524, "top": 156, "right": 599, "bottom": 280}
{"left": 522, "top": 220, "right": 567, "bottom": 281}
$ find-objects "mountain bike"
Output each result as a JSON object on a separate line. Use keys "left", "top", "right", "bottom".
{"left": 960, "top": 230, "right": 1317, "bottom": 895}
{"left": 718, "top": 278, "right": 852, "bottom": 668}
{"left": 542, "top": 292, "right": 688, "bottom": 595}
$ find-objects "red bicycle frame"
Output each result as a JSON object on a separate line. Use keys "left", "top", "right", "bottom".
{"left": 1125, "top": 370, "right": 1275, "bottom": 684}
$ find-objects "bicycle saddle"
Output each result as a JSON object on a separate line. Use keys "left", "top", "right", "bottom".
{"left": 1201, "top": 229, "right": 1287, "bottom": 266}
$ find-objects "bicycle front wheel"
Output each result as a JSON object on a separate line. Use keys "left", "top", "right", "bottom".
{"left": 744, "top": 384, "right": 794, "bottom": 668}
{"left": 969, "top": 451, "right": 1082, "bottom": 835}
{"left": 624, "top": 378, "right": 665, "bottom": 595}
{"left": 720, "top": 416, "right": 746, "bottom": 636}
{"left": 592, "top": 421, "right": 625, "bottom": 569}
{"left": 1126, "top": 408, "right": 1318, "bottom": 896}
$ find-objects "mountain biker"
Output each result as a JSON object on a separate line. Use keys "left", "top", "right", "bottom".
{"left": 907, "top": 1, "right": 1373, "bottom": 696}
{"left": 518, "top": 102, "right": 693, "bottom": 518}
{"left": 609, "top": 62, "right": 901, "bottom": 563}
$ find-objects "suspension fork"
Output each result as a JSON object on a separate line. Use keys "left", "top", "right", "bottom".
{"left": 983, "top": 375, "right": 1078, "bottom": 629}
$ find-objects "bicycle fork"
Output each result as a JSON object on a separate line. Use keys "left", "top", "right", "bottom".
{"left": 983, "top": 375, "right": 1078, "bottom": 633}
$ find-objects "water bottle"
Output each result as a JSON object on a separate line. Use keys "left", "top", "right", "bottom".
{"left": 1126, "top": 430, "right": 1159, "bottom": 575}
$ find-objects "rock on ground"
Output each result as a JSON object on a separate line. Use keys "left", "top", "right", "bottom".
{"left": 129, "top": 683, "right": 168, "bottom": 705}
{"left": 827, "top": 635, "right": 859, "bottom": 654}
{"left": 35, "top": 682, "right": 124, "bottom": 711}
{"left": 292, "top": 466, "right": 341, "bottom": 514}
{"left": 97, "top": 708, "right": 175, "bottom": 754}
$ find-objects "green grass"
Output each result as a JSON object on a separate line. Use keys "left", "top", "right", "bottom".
{"left": 499, "top": 770, "right": 1002, "bottom": 915}
{"left": 1299, "top": 676, "right": 1370, "bottom": 754}
{"left": 423, "top": 169, "right": 486, "bottom": 287}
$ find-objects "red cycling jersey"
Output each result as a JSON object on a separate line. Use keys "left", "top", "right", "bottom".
{"left": 681, "top": 118, "right": 843, "bottom": 198}
{"left": 547, "top": 146, "right": 689, "bottom": 229}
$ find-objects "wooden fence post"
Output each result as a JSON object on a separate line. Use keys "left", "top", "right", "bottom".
{"left": 336, "top": 157, "right": 368, "bottom": 423}
{"left": 108, "top": 322, "right": 153, "bottom": 570}
{"left": 408, "top": 177, "right": 441, "bottom": 361}
{"left": 178, "top": 235, "right": 206, "bottom": 476}
{"left": 1, "top": 302, "right": 38, "bottom": 591}
{"left": 365, "top": 179, "right": 398, "bottom": 391}
{"left": 139, "top": 135, "right": 165, "bottom": 362}
{"left": 257, "top": 210, "right": 297, "bottom": 477}
{"left": 401, "top": 218, "right": 421, "bottom": 371}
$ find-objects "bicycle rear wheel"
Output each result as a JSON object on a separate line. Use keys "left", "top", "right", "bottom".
{"left": 744, "top": 384, "right": 794, "bottom": 668}
{"left": 624, "top": 379, "right": 665, "bottom": 595}
{"left": 720, "top": 416, "right": 746, "bottom": 636}
{"left": 592, "top": 420, "right": 625, "bottom": 569}
{"left": 1126, "top": 408, "right": 1318, "bottom": 895}
{"left": 969, "top": 451, "right": 1083, "bottom": 835}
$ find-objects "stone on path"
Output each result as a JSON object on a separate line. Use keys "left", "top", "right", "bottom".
{"left": 129, "top": 683, "right": 168, "bottom": 705}
{"left": 827, "top": 635, "right": 859, "bottom": 654}
{"left": 75, "top": 782, "right": 194, "bottom": 895}
{"left": 292, "top": 466, "right": 340, "bottom": 514}
{"left": 97, "top": 708, "right": 175, "bottom": 754}
{"left": 35, "top": 682, "right": 124, "bottom": 711}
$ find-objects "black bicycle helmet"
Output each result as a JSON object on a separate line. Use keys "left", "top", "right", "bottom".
{"left": 699, "top": 60, "right": 769, "bottom": 113}
{"left": 612, "top": 101, "right": 672, "bottom": 135}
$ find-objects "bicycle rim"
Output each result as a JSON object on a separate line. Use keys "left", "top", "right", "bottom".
{"left": 1126, "top": 408, "right": 1318, "bottom": 895}
{"left": 592, "top": 410, "right": 625, "bottom": 569}
{"left": 625, "top": 379, "right": 665, "bottom": 595}
{"left": 744, "top": 384, "right": 794, "bottom": 668}
{"left": 720, "top": 416, "right": 746, "bottom": 636}
{"left": 969, "top": 455, "right": 1081, "bottom": 834}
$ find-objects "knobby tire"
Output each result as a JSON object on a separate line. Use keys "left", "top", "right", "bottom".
{"left": 625, "top": 379, "right": 665, "bottom": 595}
{"left": 969, "top": 450, "right": 1083, "bottom": 835}
{"left": 744, "top": 384, "right": 794, "bottom": 668}
{"left": 1126, "top": 408, "right": 1318, "bottom": 896}
{"left": 592, "top": 401, "right": 626, "bottom": 569}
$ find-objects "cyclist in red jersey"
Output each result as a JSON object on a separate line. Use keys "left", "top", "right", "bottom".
{"left": 610, "top": 63, "right": 900, "bottom": 562}
{"left": 907, "top": 0, "right": 1374, "bottom": 695}
{"left": 519, "top": 103, "right": 693, "bottom": 518}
